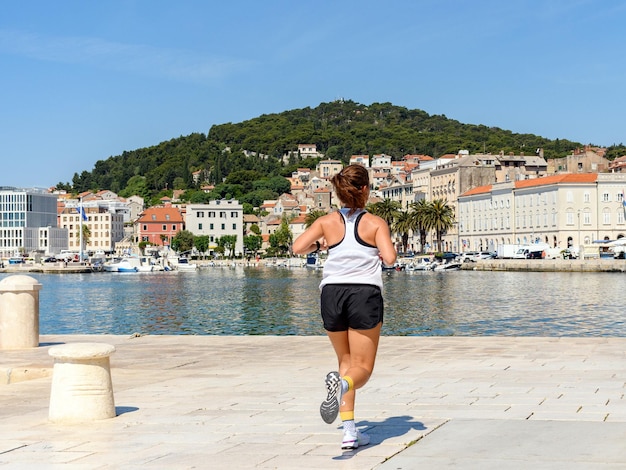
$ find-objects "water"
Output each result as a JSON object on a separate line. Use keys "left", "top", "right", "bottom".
{"left": 2, "top": 268, "right": 625, "bottom": 336}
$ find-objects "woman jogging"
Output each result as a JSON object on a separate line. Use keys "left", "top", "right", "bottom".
{"left": 292, "top": 164, "right": 396, "bottom": 450}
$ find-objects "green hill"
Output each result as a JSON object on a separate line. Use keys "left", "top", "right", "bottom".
{"left": 61, "top": 100, "right": 622, "bottom": 204}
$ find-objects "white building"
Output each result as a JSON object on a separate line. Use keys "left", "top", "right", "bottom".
{"left": 0, "top": 187, "right": 64, "bottom": 258}
{"left": 58, "top": 208, "right": 125, "bottom": 254}
{"left": 457, "top": 173, "right": 626, "bottom": 253}
{"left": 186, "top": 199, "right": 244, "bottom": 256}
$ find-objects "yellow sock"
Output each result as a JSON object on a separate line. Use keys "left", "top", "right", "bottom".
{"left": 340, "top": 411, "right": 354, "bottom": 421}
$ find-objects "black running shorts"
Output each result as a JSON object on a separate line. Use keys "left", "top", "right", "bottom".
{"left": 320, "top": 284, "right": 384, "bottom": 332}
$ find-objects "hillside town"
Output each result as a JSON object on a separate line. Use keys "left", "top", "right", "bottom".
{"left": 1, "top": 144, "right": 626, "bottom": 265}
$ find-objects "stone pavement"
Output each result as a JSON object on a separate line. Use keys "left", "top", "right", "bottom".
{"left": 1, "top": 335, "right": 626, "bottom": 469}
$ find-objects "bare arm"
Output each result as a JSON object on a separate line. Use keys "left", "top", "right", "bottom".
{"left": 292, "top": 218, "right": 325, "bottom": 255}
{"left": 374, "top": 219, "right": 397, "bottom": 266}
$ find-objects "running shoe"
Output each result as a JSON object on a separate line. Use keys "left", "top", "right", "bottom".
{"left": 341, "top": 430, "right": 370, "bottom": 450}
{"left": 320, "top": 371, "right": 341, "bottom": 424}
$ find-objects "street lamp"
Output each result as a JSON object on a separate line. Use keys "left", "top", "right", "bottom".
{"left": 577, "top": 209, "right": 581, "bottom": 247}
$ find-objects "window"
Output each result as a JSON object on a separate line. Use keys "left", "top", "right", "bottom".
{"left": 143, "top": 225, "right": 147, "bottom": 231}
{"left": 210, "top": 223, "right": 214, "bottom": 230}
{"left": 602, "top": 192, "right": 610, "bottom": 202}
{"left": 166, "top": 214, "right": 170, "bottom": 221}
{"left": 162, "top": 225, "right": 167, "bottom": 231}
{"left": 152, "top": 215, "right": 156, "bottom": 220}
{"left": 172, "top": 225, "right": 176, "bottom": 231}
{"left": 232, "top": 223, "right": 237, "bottom": 230}
{"left": 198, "top": 223, "right": 203, "bottom": 230}
{"left": 221, "top": 224, "right": 225, "bottom": 230}
{"left": 231, "top": 211, "right": 238, "bottom": 218}
{"left": 209, "top": 211, "right": 216, "bottom": 218}
{"left": 584, "top": 192, "right": 590, "bottom": 203}
{"left": 603, "top": 212, "right": 611, "bottom": 225}
{"left": 197, "top": 211, "right": 204, "bottom": 218}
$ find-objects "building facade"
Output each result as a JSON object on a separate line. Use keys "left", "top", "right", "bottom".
{"left": 0, "top": 187, "right": 62, "bottom": 257}
{"left": 457, "top": 173, "right": 626, "bottom": 252}
{"left": 185, "top": 199, "right": 244, "bottom": 256}
{"left": 136, "top": 206, "right": 185, "bottom": 248}
{"left": 58, "top": 207, "right": 125, "bottom": 254}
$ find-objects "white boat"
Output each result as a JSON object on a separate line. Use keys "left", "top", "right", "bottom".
{"left": 173, "top": 257, "right": 197, "bottom": 271}
{"left": 102, "top": 258, "right": 121, "bottom": 272}
{"left": 103, "top": 256, "right": 155, "bottom": 273}
{"left": 433, "top": 261, "right": 462, "bottom": 271}
{"left": 116, "top": 259, "right": 138, "bottom": 273}
{"left": 406, "top": 258, "right": 435, "bottom": 271}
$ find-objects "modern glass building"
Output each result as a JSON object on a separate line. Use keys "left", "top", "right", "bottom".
{"left": 0, "top": 187, "right": 66, "bottom": 258}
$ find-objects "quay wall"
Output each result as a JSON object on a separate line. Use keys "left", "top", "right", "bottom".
{"left": 463, "top": 259, "right": 626, "bottom": 272}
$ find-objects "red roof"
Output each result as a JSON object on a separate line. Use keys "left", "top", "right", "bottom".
{"left": 137, "top": 206, "right": 184, "bottom": 223}
{"left": 514, "top": 173, "right": 597, "bottom": 189}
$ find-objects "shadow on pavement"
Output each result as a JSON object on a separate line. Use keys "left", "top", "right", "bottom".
{"left": 332, "top": 415, "right": 426, "bottom": 460}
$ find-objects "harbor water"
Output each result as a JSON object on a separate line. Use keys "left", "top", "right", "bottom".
{"left": 1, "top": 267, "right": 624, "bottom": 336}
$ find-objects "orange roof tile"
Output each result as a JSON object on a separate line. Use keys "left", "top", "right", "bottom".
{"left": 462, "top": 185, "right": 492, "bottom": 196}
{"left": 514, "top": 173, "right": 597, "bottom": 189}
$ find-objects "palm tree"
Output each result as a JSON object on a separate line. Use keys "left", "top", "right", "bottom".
{"left": 408, "top": 199, "right": 430, "bottom": 254}
{"left": 392, "top": 210, "right": 415, "bottom": 254}
{"left": 424, "top": 199, "right": 455, "bottom": 253}
{"left": 367, "top": 199, "right": 401, "bottom": 226}
{"left": 304, "top": 210, "right": 327, "bottom": 228}
{"left": 75, "top": 225, "right": 91, "bottom": 254}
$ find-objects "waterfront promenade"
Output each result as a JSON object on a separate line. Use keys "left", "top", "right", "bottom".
{"left": 2, "top": 335, "right": 626, "bottom": 468}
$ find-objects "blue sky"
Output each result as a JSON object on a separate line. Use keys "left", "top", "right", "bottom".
{"left": 2, "top": 0, "right": 625, "bottom": 188}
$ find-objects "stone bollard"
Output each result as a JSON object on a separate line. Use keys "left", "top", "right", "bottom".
{"left": 48, "top": 343, "right": 116, "bottom": 423}
{"left": 0, "top": 275, "right": 42, "bottom": 350}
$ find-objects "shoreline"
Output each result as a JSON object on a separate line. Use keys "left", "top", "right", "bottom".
{"left": 461, "top": 258, "right": 626, "bottom": 272}
{"left": 2, "top": 258, "right": 626, "bottom": 274}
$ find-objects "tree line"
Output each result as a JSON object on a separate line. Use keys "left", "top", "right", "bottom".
{"left": 54, "top": 99, "right": 623, "bottom": 209}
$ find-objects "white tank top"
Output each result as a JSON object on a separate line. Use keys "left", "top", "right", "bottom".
{"left": 320, "top": 208, "right": 382, "bottom": 290}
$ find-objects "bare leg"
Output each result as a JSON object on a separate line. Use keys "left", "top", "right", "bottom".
{"left": 326, "top": 323, "right": 381, "bottom": 412}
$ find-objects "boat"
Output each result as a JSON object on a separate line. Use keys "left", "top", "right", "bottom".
{"left": 116, "top": 259, "right": 138, "bottom": 273}
{"left": 406, "top": 258, "right": 435, "bottom": 271}
{"left": 172, "top": 257, "right": 197, "bottom": 271}
{"left": 103, "top": 256, "right": 155, "bottom": 273}
{"left": 305, "top": 253, "right": 323, "bottom": 269}
{"left": 433, "top": 261, "right": 462, "bottom": 271}
{"left": 102, "top": 258, "right": 121, "bottom": 272}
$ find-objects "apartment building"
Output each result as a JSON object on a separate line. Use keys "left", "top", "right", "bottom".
{"left": 136, "top": 206, "right": 185, "bottom": 248}
{"left": 59, "top": 207, "right": 125, "bottom": 253}
{"left": 457, "top": 173, "right": 626, "bottom": 253}
{"left": 186, "top": 199, "right": 244, "bottom": 256}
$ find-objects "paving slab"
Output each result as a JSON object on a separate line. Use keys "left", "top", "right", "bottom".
{"left": 377, "top": 419, "right": 626, "bottom": 469}
{"left": 0, "top": 335, "right": 625, "bottom": 469}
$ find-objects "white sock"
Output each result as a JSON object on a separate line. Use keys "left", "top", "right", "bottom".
{"left": 343, "top": 419, "right": 356, "bottom": 434}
